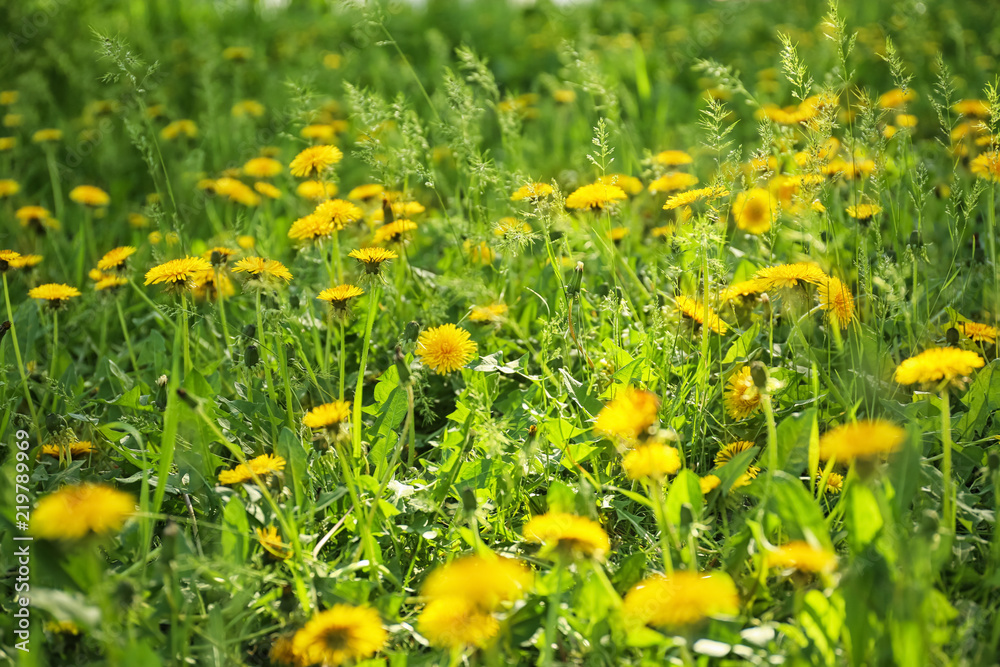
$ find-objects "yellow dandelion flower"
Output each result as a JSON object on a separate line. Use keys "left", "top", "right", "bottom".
{"left": 648, "top": 171, "right": 699, "bottom": 194}
{"left": 314, "top": 198, "right": 363, "bottom": 230}
{"left": 624, "top": 572, "right": 739, "bottom": 627}
{"left": 253, "top": 181, "right": 281, "bottom": 199}
{"left": 323, "top": 52, "right": 342, "bottom": 69}
{"left": 953, "top": 99, "right": 990, "bottom": 118}
{"left": 766, "top": 541, "right": 837, "bottom": 573}
{"left": 0, "top": 179, "right": 19, "bottom": 198}
{"left": 288, "top": 213, "right": 332, "bottom": 243}
{"left": 522, "top": 512, "right": 610, "bottom": 560}
{"left": 822, "top": 472, "right": 844, "bottom": 494}
{"left": 192, "top": 270, "right": 235, "bottom": 301}
{"left": 463, "top": 240, "right": 495, "bottom": 265}
{"left": 651, "top": 224, "right": 676, "bottom": 238}
{"left": 289, "top": 145, "right": 343, "bottom": 178}
{"left": 655, "top": 149, "right": 693, "bottom": 166}
{"left": 725, "top": 366, "right": 762, "bottom": 420}
{"left": 318, "top": 284, "right": 365, "bottom": 312}
{"left": 32, "top": 128, "right": 63, "bottom": 143}
{"left": 69, "top": 185, "right": 110, "bottom": 207}
{"left": 818, "top": 420, "right": 906, "bottom": 462}
{"left": 349, "top": 247, "right": 398, "bottom": 274}
{"left": 373, "top": 219, "right": 418, "bottom": 245}
{"left": 895, "top": 113, "right": 917, "bottom": 128}
{"left": 623, "top": 442, "right": 681, "bottom": 480}
{"left": 594, "top": 387, "right": 660, "bottom": 440}
{"left": 243, "top": 157, "right": 282, "bottom": 178}
{"left": 297, "top": 179, "right": 340, "bottom": 200}
{"left": 971, "top": 152, "right": 1000, "bottom": 182}
{"left": 348, "top": 183, "right": 385, "bottom": 201}
{"left": 418, "top": 598, "right": 500, "bottom": 649}
{"left": 255, "top": 526, "right": 292, "bottom": 560}
{"left": 0, "top": 249, "right": 22, "bottom": 272}
{"left": 28, "top": 283, "right": 81, "bottom": 306}
{"left": 720, "top": 279, "right": 763, "bottom": 303}
{"left": 95, "top": 275, "right": 128, "bottom": 291}
{"left": 753, "top": 263, "right": 827, "bottom": 291}
{"left": 714, "top": 441, "right": 756, "bottom": 467}
{"left": 203, "top": 247, "right": 237, "bottom": 266}
{"left": 511, "top": 182, "right": 555, "bottom": 201}
{"left": 675, "top": 296, "right": 729, "bottom": 334}
{"left": 846, "top": 202, "right": 882, "bottom": 220}
{"left": 144, "top": 256, "right": 213, "bottom": 286}
{"left": 565, "top": 182, "right": 628, "bottom": 210}
{"left": 370, "top": 200, "right": 426, "bottom": 223}
{"left": 38, "top": 441, "right": 95, "bottom": 459}
{"left": 3, "top": 114, "right": 22, "bottom": 128}
{"left": 232, "top": 100, "right": 265, "bottom": 118}
{"left": 222, "top": 46, "right": 253, "bottom": 61}
{"left": 662, "top": 185, "right": 729, "bottom": 210}
{"left": 422, "top": 555, "right": 532, "bottom": 611}
{"left": 31, "top": 483, "right": 135, "bottom": 540}
{"left": 218, "top": 453, "right": 286, "bottom": 485}
{"left": 606, "top": 226, "right": 629, "bottom": 242}
{"left": 161, "top": 119, "right": 198, "bottom": 140}
{"left": 97, "top": 246, "right": 136, "bottom": 272}
{"left": 290, "top": 605, "right": 386, "bottom": 667}
{"left": 699, "top": 474, "right": 722, "bottom": 494}
{"left": 16, "top": 206, "right": 52, "bottom": 229}
{"left": 878, "top": 88, "right": 917, "bottom": 109}
{"left": 0, "top": 90, "right": 18, "bottom": 105}
{"left": 597, "top": 173, "right": 643, "bottom": 195}
{"left": 957, "top": 320, "right": 998, "bottom": 345}
{"left": 732, "top": 188, "right": 776, "bottom": 234}
{"left": 303, "top": 401, "right": 352, "bottom": 429}
{"left": 0, "top": 136, "right": 16, "bottom": 150}
{"left": 817, "top": 276, "right": 854, "bottom": 329}
{"left": 893, "top": 347, "right": 984, "bottom": 386}
{"left": 232, "top": 257, "right": 293, "bottom": 282}
{"left": 416, "top": 323, "right": 478, "bottom": 374}
{"left": 10, "top": 254, "right": 43, "bottom": 270}
{"left": 301, "top": 124, "right": 338, "bottom": 142}
{"left": 469, "top": 303, "right": 508, "bottom": 323}
{"left": 237, "top": 235, "right": 256, "bottom": 250}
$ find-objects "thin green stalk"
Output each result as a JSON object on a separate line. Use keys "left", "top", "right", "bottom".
{"left": 352, "top": 283, "right": 380, "bottom": 459}
{"left": 256, "top": 290, "right": 279, "bottom": 407}
{"left": 45, "top": 147, "right": 65, "bottom": 222}
{"left": 651, "top": 480, "right": 675, "bottom": 575}
{"left": 339, "top": 319, "right": 346, "bottom": 400}
{"left": 115, "top": 297, "right": 140, "bottom": 371}
{"left": 276, "top": 334, "right": 295, "bottom": 429}
{"left": 540, "top": 560, "right": 564, "bottom": 667}
{"left": 129, "top": 278, "right": 177, "bottom": 330}
{"left": 50, "top": 309, "right": 59, "bottom": 382}
{"left": 215, "top": 267, "right": 231, "bottom": 360}
{"left": 179, "top": 291, "right": 191, "bottom": 375}
{"left": 2, "top": 273, "right": 39, "bottom": 437}
{"left": 940, "top": 388, "right": 954, "bottom": 532}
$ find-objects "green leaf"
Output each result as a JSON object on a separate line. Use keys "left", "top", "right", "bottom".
{"left": 844, "top": 482, "right": 883, "bottom": 551}
{"left": 665, "top": 470, "right": 703, "bottom": 526}
{"left": 776, "top": 408, "right": 816, "bottom": 474}
{"left": 956, "top": 359, "right": 1000, "bottom": 438}
{"left": 764, "top": 472, "right": 831, "bottom": 548}
{"left": 222, "top": 495, "right": 250, "bottom": 563}
{"left": 723, "top": 321, "right": 760, "bottom": 363}
{"left": 276, "top": 427, "right": 308, "bottom": 509}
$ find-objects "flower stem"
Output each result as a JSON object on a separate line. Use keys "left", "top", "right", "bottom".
{"left": 651, "top": 480, "right": 675, "bottom": 575}
{"left": 45, "top": 147, "right": 65, "bottom": 222}
{"left": 940, "top": 388, "right": 954, "bottom": 532}
{"left": 179, "top": 291, "right": 191, "bottom": 376}
{"left": 2, "top": 273, "right": 39, "bottom": 434}
{"left": 50, "top": 309, "right": 59, "bottom": 382}
{"left": 115, "top": 297, "right": 140, "bottom": 372}
{"left": 256, "top": 290, "right": 278, "bottom": 407}
{"left": 215, "top": 267, "right": 231, "bottom": 360}
{"left": 339, "top": 319, "right": 346, "bottom": 401}
{"left": 352, "top": 283, "right": 381, "bottom": 459}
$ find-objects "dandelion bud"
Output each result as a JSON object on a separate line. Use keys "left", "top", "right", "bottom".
{"left": 289, "top": 294, "right": 300, "bottom": 309}
{"left": 242, "top": 323, "right": 256, "bottom": 339}
{"left": 946, "top": 327, "right": 959, "bottom": 346}
{"left": 908, "top": 230, "right": 922, "bottom": 248}
{"left": 210, "top": 250, "right": 224, "bottom": 267}
{"left": 749, "top": 361, "right": 769, "bottom": 390}
{"left": 45, "top": 412, "right": 64, "bottom": 433}
{"left": 157, "top": 374, "right": 168, "bottom": 387}
{"left": 381, "top": 197, "right": 395, "bottom": 224}
{"left": 988, "top": 451, "right": 1000, "bottom": 473}
{"left": 566, "top": 261, "right": 584, "bottom": 297}
{"left": 245, "top": 344, "right": 260, "bottom": 367}
{"left": 402, "top": 321, "right": 421, "bottom": 345}
{"left": 0, "top": 320, "right": 9, "bottom": 343}
{"left": 460, "top": 487, "right": 477, "bottom": 513}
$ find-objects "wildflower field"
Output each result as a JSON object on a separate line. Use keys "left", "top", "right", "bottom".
{"left": 4, "top": 0, "right": 1000, "bottom": 664}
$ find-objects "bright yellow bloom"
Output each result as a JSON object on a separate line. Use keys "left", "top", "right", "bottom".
{"left": 303, "top": 401, "right": 352, "bottom": 429}
{"left": 971, "top": 152, "right": 1000, "bottom": 182}
{"left": 97, "top": 246, "right": 136, "bottom": 272}
{"left": 161, "top": 119, "right": 198, "bottom": 140}
{"left": 894, "top": 347, "right": 984, "bottom": 386}
{"left": 0, "top": 179, "right": 19, "bottom": 198}
{"left": 823, "top": 472, "right": 844, "bottom": 494}
{"left": 243, "top": 157, "right": 282, "bottom": 178}
{"left": 654, "top": 149, "right": 693, "bottom": 166}
{"left": 417, "top": 323, "right": 478, "bottom": 374}
{"left": 699, "top": 474, "right": 721, "bottom": 494}
{"left": 662, "top": 185, "right": 729, "bottom": 210}
{"left": 624, "top": 572, "right": 739, "bottom": 627}
{"left": 418, "top": 598, "right": 500, "bottom": 649}
{"left": 231, "top": 100, "right": 265, "bottom": 118}
{"left": 218, "top": 453, "right": 286, "bottom": 485}
{"left": 370, "top": 201, "right": 426, "bottom": 222}
{"left": 28, "top": 283, "right": 81, "bottom": 305}
{"left": 348, "top": 183, "right": 385, "bottom": 200}
{"left": 38, "top": 441, "right": 95, "bottom": 459}
{"left": 372, "top": 219, "right": 418, "bottom": 244}
{"left": 0, "top": 90, "right": 18, "bottom": 105}
{"left": 469, "top": 303, "right": 508, "bottom": 323}
{"left": 714, "top": 440, "right": 755, "bottom": 467}
{"left": 255, "top": 526, "right": 292, "bottom": 559}
{"left": 732, "top": 188, "right": 776, "bottom": 234}
{"left": 817, "top": 276, "right": 854, "bottom": 329}
{"left": 594, "top": 387, "right": 660, "bottom": 440}
{"left": 32, "top": 128, "right": 63, "bottom": 143}
{"left": 314, "top": 198, "right": 363, "bottom": 229}
{"left": 522, "top": 512, "right": 610, "bottom": 560}
{"left": 565, "top": 182, "right": 627, "bottom": 210}
{"left": 753, "top": 263, "right": 827, "bottom": 291}
{"left": 675, "top": 296, "right": 729, "bottom": 334}
{"left": 957, "top": 320, "right": 998, "bottom": 345}
{"left": 296, "top": 180, "right": 339, "bottom": 200}
{"left": 818, "top": 420, "right": 906, "bottom": 462}
{"left": 766, "top": 541, "right": 837, "bottom": 573}
{"left": 725, "top": 366, "right": 762, "bottom": 420}
{"left": 878, "top": 88, "right": 917, "bottom": 109}
{"left": 0, "top": 136, "right": 16, "bottom": 150}
{"left": 623, "top": 442, "right": 681, "bottom": 480}
{"left": 421, "top": 555, "right": 532, "bottom": 611}
{"left": 720, "top": 279, "right": 763, "bottom": 303}
{"left": 349, "top": 247, "right": 398, "bottom": 274}
{"left": 10, "top": 254, "right": 43, "bottom": 270}
{"left": 16, "top": 205, "right": 52, "bottom": 228}
{"left": 846, "top": 203, "right": 882, "bottom": 220}
{"left": 0, "top": 249, "right": 22, "bottom": 270}
{"left": 289, "top": 145, "right": 343, "bottom": 178}
{"left": 69, "top": 185, "right": 110, "bottom": 207}
{"left": 253, "top": 181, "right": 281, "bottom": 199}
{"left": 953, "top": 99, "right": 990, "bottom": 118}
{"left": 648, "top": 171, "right": 699, "bottom": 194}
{"left": 31, "top": 483, "right": 135, "bottom": 540}
{"left": 291, "top": 605, "right": 386, "bottom": 667}
{"left": 511, "top": 182, "right": 555, "bottom": 201}
{"left": 232, "top": 257, "right": 293, "bottom": 282}
{"left": 597, "top": 173, "right": 643, "bottom": 195}
{"left": 144, "top": 257, "right": 213, "bottom": 286}
{"left": 288, "top": 214, "right": 332, "bottom": 242}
